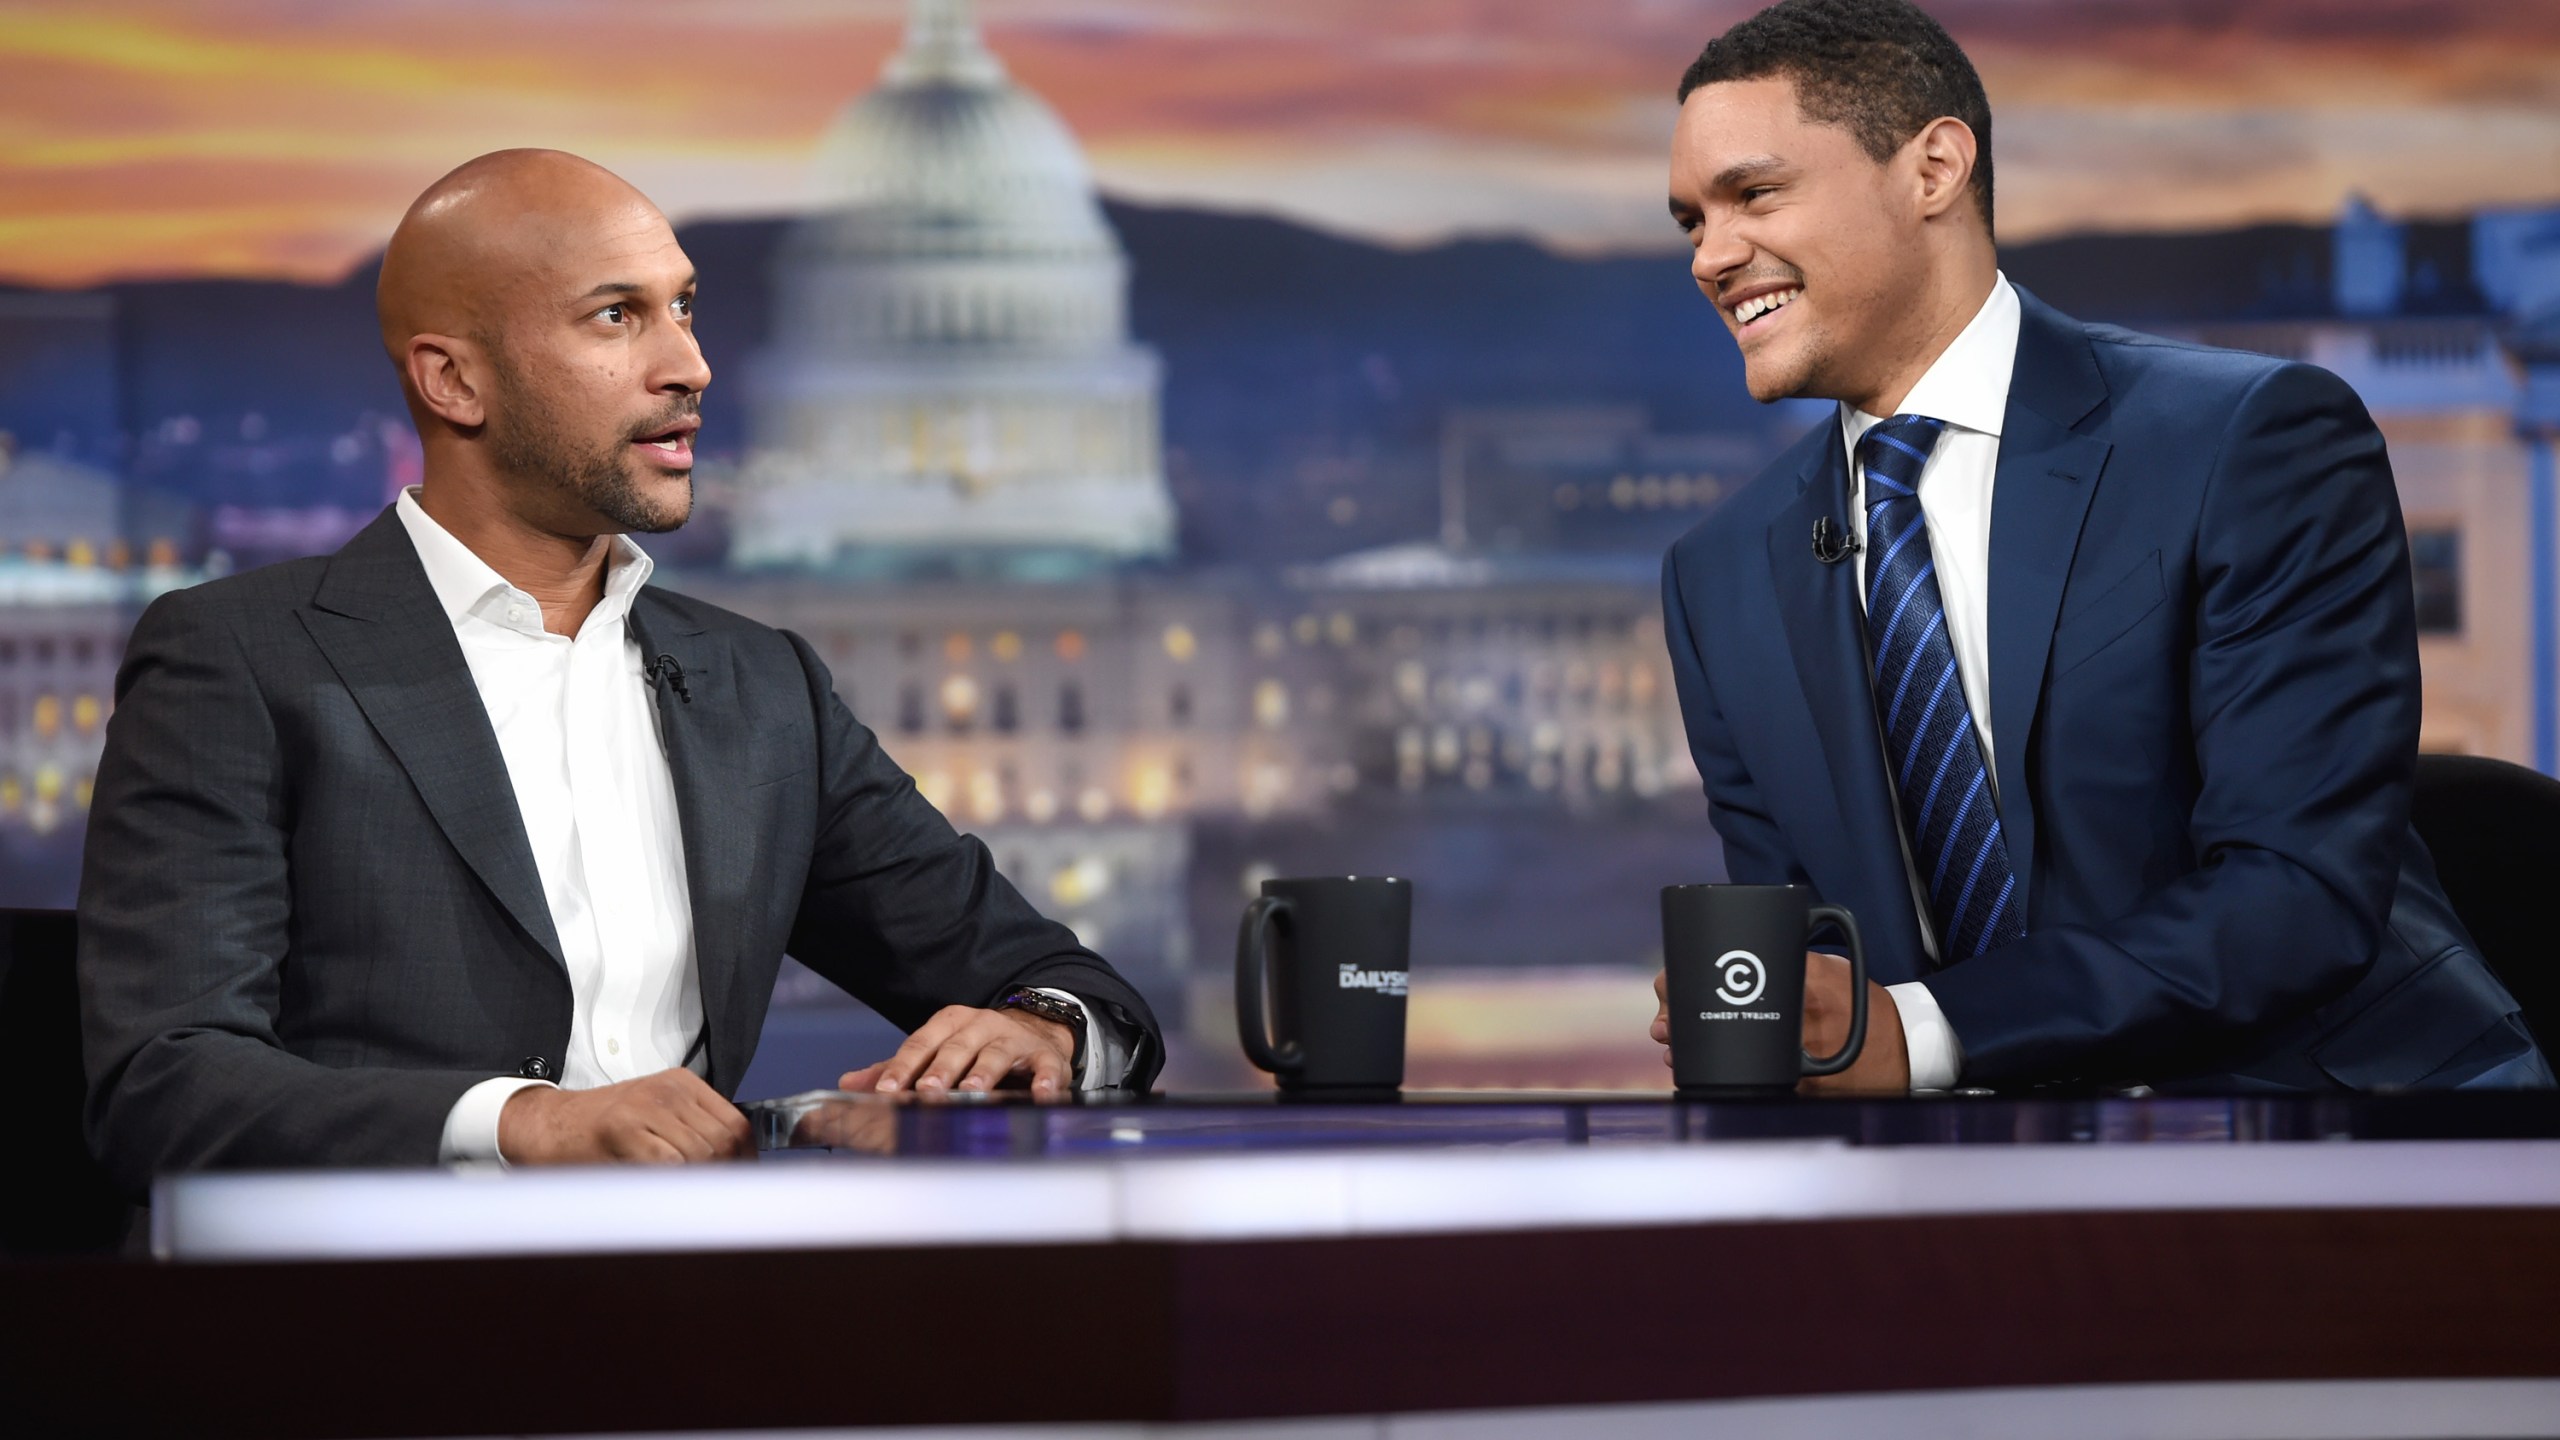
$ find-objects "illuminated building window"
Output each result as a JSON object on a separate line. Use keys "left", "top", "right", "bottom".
{"left": 944, "top": 632, "right": 973, "bottom": 664}
{"left": 1291, "top": 614, "right": 1320, "bottom": 646}
{"left": 1161, "top": 624, "right": 1197, "bottom": 662}
{"left": 993, "top": 683, "right": 1019, "bottom": 734}
{"left": 991, "top": 631, "right": 1024, "bottom": 663}
{"left": 1059, "top": 682, "right": 1085, "bottom": 735}
{"left": 66, "top": 539, "right": 95, "bottom": 568}
{"left": 1253, "top": 680, "right": 1289, "bottom": 730}
{"left": 146, "top": 538, "right": 178, "bottom": 569}
{"left": 1055, "top": 629, "right": 1087, "bottom": 662}
{"left": 897, "top": 684, "right": 926, "bottom": 735}
{"left": 105, "top": 540, "right": 131, "bottom": 570}
{"left": 71, "top": 695, "right": 101, "bottom": 733}
{"left": 1169, "top": 684, "right": 1192, "bottom": 727}
{"left": 940, "top": 674, "right": 980, "bottom": 730}
{"left": 2410, "top": 528, "right": 2462, "bottom": 635}
{"left": 32, "top": 695, "right": 61, "bottom": 739}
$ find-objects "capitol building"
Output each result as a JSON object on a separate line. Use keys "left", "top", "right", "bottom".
{"left": 691, "top": 0, "right": 1701, "bottom": 1066}
{"left": 733, "top": 0, "right": 1173, "bottom": 573}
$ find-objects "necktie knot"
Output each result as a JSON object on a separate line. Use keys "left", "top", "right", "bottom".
{"left": 1858, "top": 414, "right": 1945, "bottom": 508}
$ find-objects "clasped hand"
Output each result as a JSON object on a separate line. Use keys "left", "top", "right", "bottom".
{"left": 1650, "top": 951, "right": 1910, "bottom": 1093}
{"left": 496, "top": 1003, "right": 1078, "bottom": 1165}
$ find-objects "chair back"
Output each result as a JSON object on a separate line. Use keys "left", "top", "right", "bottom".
{"left": 2409, "top": 754, "right": 2560, "bottom": 1060}
{"left": 0, "top": 908, "right": 134, "bottom": 1255}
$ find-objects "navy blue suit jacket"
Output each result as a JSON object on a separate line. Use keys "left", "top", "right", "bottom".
{"left": 1661, "top": 288, "right": 2539, "bottom": 1090}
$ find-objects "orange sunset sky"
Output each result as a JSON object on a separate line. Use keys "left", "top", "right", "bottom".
{"left": 3, "top": 0, "right": 2558, "bottom": 287}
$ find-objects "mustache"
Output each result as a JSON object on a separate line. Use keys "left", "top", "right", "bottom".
{"left": 627, "top": 395, "right": 702, "bottom": 441}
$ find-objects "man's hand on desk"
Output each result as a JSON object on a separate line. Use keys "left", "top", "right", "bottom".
{"left": 1649, "top": 955, "right": 1912, "bottom": 1093}
{"left": 498, "top": 1068, "right": 755, "bottom": 1164}
{"left": 837, "top": 1004, "right": 1077, "bottom": 1101}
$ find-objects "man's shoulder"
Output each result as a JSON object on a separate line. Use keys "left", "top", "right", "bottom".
{"left": 2079, "top": 320, "right": 2300, "bottom": 390}
{"left": 1668, "top": 416, "right": 1832, "bottom": 572}
{"left": 634, "top": 584, "right": 814, "bottom": 667}
{"left": 132, "top": 555, "right": 332, "bottom": 637}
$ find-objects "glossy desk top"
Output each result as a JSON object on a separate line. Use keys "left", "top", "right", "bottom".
{"left": 743, "top": 1085, "right": 2560, "bottom": 1157}
{"left": 150, "top": 1090, "right": 2560, "bottom": 1262}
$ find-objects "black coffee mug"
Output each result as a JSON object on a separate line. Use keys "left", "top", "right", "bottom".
{"left": 1662, "top": 883, "right": 1866, "bottom": 1094}
{"left": 1236, "top": 876, "right": 1411, "bottom": 1091}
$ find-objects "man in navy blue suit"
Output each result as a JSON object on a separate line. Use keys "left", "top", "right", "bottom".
{"left": 1650, "top": 0, "right": 2549, "bottom": 1092}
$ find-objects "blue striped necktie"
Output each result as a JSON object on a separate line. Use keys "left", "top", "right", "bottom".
{"left": 1859, "top": 415, "right": 2024, "bottom": 961}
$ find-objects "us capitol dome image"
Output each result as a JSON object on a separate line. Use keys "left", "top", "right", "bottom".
{"left": 733, "top": 0, "right": 1173, "bottom": 575}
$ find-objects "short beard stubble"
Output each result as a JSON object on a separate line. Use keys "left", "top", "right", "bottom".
{"left": 482, "top": 343, "right": 694, "bottom": 535}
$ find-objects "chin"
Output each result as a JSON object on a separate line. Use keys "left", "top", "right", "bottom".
{"left": 1742, "top": 358, "right": 1811, "bottom": 404}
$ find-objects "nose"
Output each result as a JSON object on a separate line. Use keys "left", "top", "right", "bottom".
{"left": 1690, "top": 218, "right": 1752, "bottom": 305}
{"left": 656, "top": 318, "right": 712, "bottom": 396}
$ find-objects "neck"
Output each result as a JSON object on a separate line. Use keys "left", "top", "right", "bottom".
{"left": 415, "top": 473, "right": 615, "bottom": 637}
{"left": 1842, "top": 254, "right": 1998, "bottom": 419}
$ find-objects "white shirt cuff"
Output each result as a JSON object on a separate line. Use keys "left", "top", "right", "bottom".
{"left": 439, "top": 1076, "right": 554, "bottom": 1165}
{"left": 1888, "top": 981, "right": 1965, "bottom": 1092}
{"left": 1032, "top": 987, "right": 1135, "bottom": 1091}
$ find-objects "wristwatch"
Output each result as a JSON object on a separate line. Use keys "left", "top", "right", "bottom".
{"left": 995, "top": 987, "right": 1088, "bottom": 1081}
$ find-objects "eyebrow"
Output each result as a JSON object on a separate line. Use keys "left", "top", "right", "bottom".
{"left": 575, "top": 272, "right": 698, "bottom": 302}
{"left": 1710, "top": 156, "right": 1790, "bottom": 192}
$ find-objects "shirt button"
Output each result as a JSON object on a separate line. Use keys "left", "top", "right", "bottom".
{"left": 607, "top": 1038, "right": 621, "bottom": 1055}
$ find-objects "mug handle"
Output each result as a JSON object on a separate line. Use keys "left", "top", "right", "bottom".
{"left": 1799, "top": 903, "right": 1867, "bottom": 1077}
{"left": 1235, "top": 895, "right": 1304, "bottom": 1074}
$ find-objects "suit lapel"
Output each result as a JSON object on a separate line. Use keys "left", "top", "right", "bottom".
{"left": 1985, "top": 289, "right": 2115, "bottom": 909}
{"left": 301, "top": 509, "right": 565, "bottom": 969}
{"left": 1765, "top": 430, "right": 1911, "bottom": 927}
{"left": 628, "top": 596, "right": 754, "bottom": 1091}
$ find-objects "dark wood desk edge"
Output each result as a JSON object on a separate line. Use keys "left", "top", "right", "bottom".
{"left": 10, "top": 1208, "right": 2558, "bottom": 1437}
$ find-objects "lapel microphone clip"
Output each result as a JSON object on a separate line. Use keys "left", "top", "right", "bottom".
{"left": 646, "top": 653, "right": 692, "bottom": 704}
{"left": 1812, "top": 516, "right": 1860, "bottom": 566}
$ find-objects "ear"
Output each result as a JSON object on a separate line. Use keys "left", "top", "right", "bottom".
{"left": 1907, "top": 116, "right": 1979, "bottom": 225}
{"left": 403, "top": 334, "right": 490, "bottom": 429}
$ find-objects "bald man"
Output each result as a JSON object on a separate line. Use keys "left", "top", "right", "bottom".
{"left": 76, "top": 151, "right": 1163, "bottom": 1187}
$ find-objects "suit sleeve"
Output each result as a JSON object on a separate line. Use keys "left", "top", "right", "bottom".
{"left": 1923, "top": 362, "right": 2418, "bottom": 1084}
{"left": 79, "top": 592, "right": 483, "bottom": 1193}
{"left": 1663, "top": 539, "right": 1815, "bottom": 886}
{"left": 775, "top": 632, "right": 1163, "bottom": 1090}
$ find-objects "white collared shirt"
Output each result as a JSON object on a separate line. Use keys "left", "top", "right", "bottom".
{"left": 400, "top": 490, "right": 708, "bottom": 1161}
{"left": 1838, "top": 272, "right": 2023, "bottom": 1092}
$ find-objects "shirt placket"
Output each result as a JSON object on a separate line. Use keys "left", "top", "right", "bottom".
{"left": 564, "top": 600, "right": 646, "bottom": 1082}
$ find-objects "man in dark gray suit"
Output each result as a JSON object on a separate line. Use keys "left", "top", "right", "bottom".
{"left": 78, "top": 150, "right": 1162, "bottom": 1189}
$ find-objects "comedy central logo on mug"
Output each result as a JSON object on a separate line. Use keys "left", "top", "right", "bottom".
{"left": 1700, "top": 949, "right": 1781, "bottom": 1020}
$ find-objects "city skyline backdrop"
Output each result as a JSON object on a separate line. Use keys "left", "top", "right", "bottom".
{"left": 4, "top": 0, "right": 2559, "bottom": 287}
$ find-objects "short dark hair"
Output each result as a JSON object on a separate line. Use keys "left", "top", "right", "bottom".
{"left": 1679, "top": 0, "right": 1994, "bottom": 238}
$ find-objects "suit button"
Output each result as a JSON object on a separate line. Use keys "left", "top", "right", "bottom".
{"left": 518, "top": 1056, "right": 554, "bottom": 1081}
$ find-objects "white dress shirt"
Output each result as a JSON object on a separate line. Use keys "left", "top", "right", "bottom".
{"left": 1838, "top": 273, "right": 2022, "bottom": 1092}
{"left": 400, "top": 492, "right": 1122, "bottom": 1164}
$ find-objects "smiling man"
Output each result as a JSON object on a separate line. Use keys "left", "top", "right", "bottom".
{"left": 77, "top": 150, "right": 1161, "bottom": 1186}
{"left": 1650, "top": 0, "right": 2548, "bottom": 1093}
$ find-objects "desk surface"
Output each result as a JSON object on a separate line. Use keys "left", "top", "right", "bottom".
{"left": 750, "top": 1085, "right": 2560, "bottom": 1157}
{"left": 152, "top": 1090, "right": 2560, "bottom": 1263}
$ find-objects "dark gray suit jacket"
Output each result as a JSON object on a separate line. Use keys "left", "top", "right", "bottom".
{"left": 78, "top": 508, "right": 1162, "bottom": 1192}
